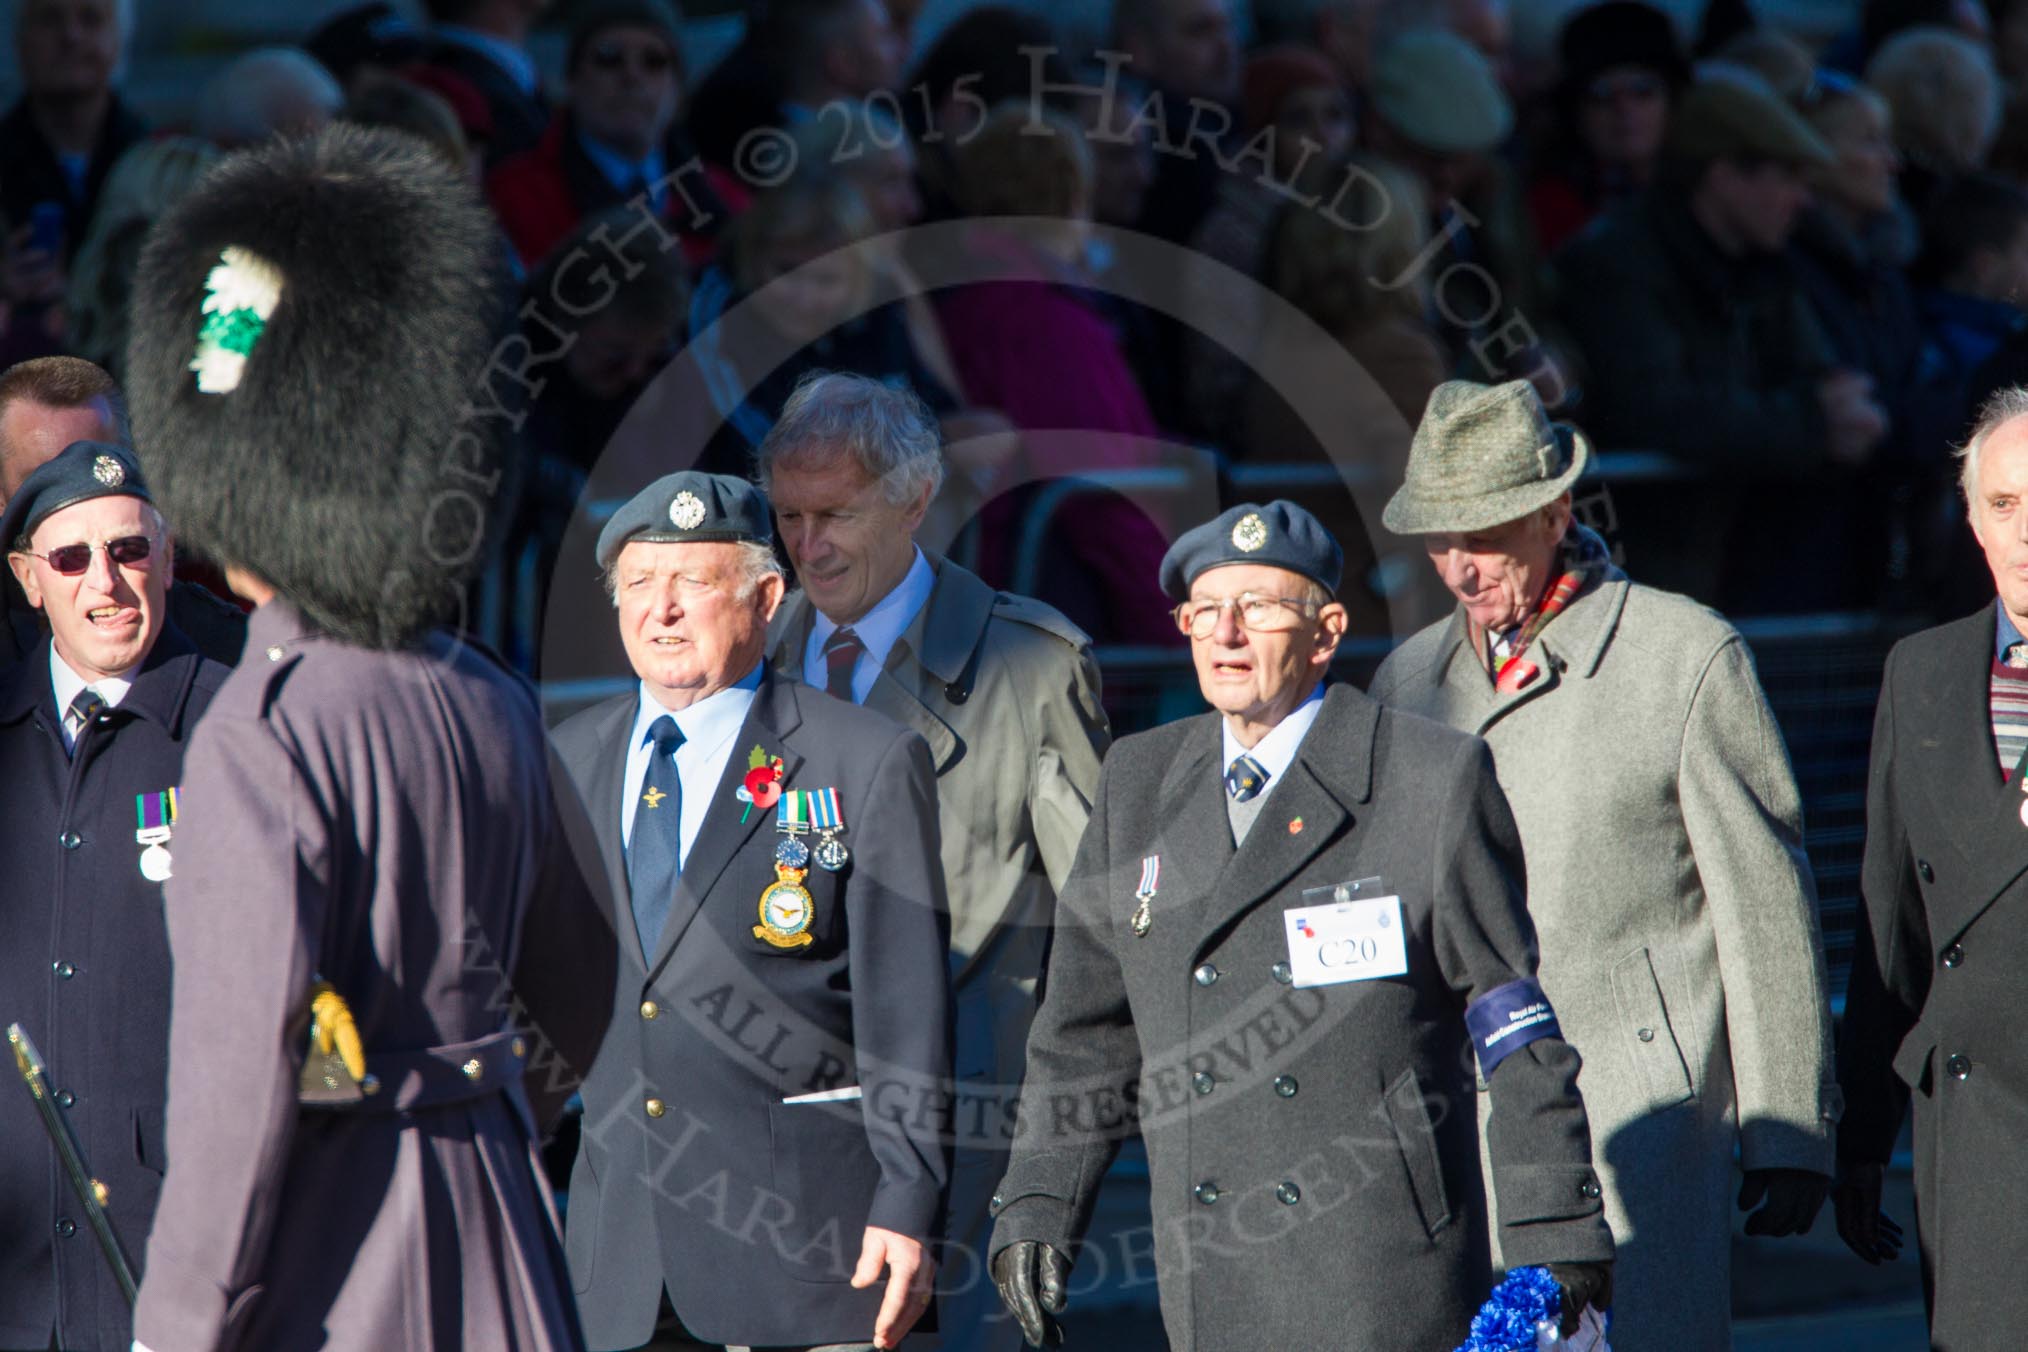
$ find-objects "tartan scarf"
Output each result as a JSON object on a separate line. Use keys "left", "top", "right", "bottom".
{"left": 1488, "top": 529, "right": 1608, "bottom": 694}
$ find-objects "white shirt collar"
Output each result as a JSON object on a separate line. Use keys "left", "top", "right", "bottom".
{"left": 576, "top": 128, "right": 668, "bottom": 199}
{"left": 805, "top": 548, "right": 935, "bottom": 691}
{"left": 1220, "top": 682, "right": 1326, "bottom": 788}
{"left": 435, "top": 24, "right": 539, "bottom": 98}
{"left": 629, "top": 659, "right": 764, "bottom": 753}
{"left": 50, "top": 644, "right": 135, "bottom": 746}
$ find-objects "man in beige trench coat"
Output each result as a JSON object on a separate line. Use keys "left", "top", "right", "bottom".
{"left": 1368, "top": 379, "right": 1843, "bottom": 1351}
{"left": 758, "top": 373, "right": 1110, "bottom": 1350}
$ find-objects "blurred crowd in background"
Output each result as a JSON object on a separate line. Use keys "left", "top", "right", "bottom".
{"left": 2, "top": 0, "right": 2018, "bottom": 662}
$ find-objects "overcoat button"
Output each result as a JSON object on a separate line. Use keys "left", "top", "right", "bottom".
{"left": 641, "top": 1000, "right": 660, "bottom": 1020}
{"left": 991, "top": 1193, "right": 1004, "bottom": 1210}
{"left": 461, "top": 1058, "right": 483, "bottom": 1081}
{"left": 1917, "top": 859, "right": 1934, "bottom": 884}
{"left": 646, "top": 1097, "right": 667, "bottom": 1118}
{"left": 1194, "top": 1182, "right": 1220, "bottom": 1205}
{"left": 1270, "top": 962, "right": 1292, "bottom": 984}
{"left": 53, "top": 962, "right": 74, "bottom": 979}
{"left": 59, "top": 831, "right": 80, "bottom": 850}
{"left": 1580, "top": 1178, "right": 1602, "bottom": 1199}
{"left": 1192, "top": 1072, "right": 1215, "bottom": 1095}
{"left": 1193, "top": 964, "right": 1219, "bottom": 987}
{"left": 1275, "top": 1182, "right": 1301, "bottom": 1205}
{"left": 266, "top": 645, "right": 285, "bottom": 662}
{"left": 1945, "top": 1054, "right": 1972, "bottom": 1081}
{"left": 1941, "top": 945, "right": 1964, "bottom": 969}
{"left": 1273, "top": 1075, "right": 1298, "bottom": 1097}
{"left": 55, "top": 1090, "right": 74, "bottom": 1108}
{"left": 1636, "top": 1028, "right": 1655, "bottom": 1042}
{"left": 55, "top": 1218, "right": 75, "bottom": 1238}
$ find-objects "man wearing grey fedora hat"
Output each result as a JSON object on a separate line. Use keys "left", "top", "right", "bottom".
{"left": 1371, "top": 378, "right": 1842, "bottom": 1351}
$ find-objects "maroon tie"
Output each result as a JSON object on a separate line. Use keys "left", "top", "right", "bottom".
{"left": 822, "top": 628, "right": 863, "bottom": 702}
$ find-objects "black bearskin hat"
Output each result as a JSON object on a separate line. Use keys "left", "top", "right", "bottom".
{"left": 127, "top": 125, "right": 507, "bottom": 649}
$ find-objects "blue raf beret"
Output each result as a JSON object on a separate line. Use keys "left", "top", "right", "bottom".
{"left": 596, "top": 470, "right": 774, "bottom": 569}
{"left": 1158, "top": 500, "right": 1343, "bottom": 602}
{"left": 1, "top": 441, "right": 150, "bottom": 550}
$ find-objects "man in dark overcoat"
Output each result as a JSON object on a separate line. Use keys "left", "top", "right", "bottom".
{"left": 1836, "top": 387, "right": 2028, "bottom": 1346}
{"left": 989, "top": 501, "right": 1614, "bottom": 1352}
{"left": 0, "top": 441, "right": 229, "bottom": 1352}
{"left": 551, "top": 471, "right": 953, "bottom": 1352}
{"left": 122, "top": 128, "right": 617, "bottom": 1351}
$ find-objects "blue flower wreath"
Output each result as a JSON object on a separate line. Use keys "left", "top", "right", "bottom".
{"left": 1453, "top": 1266, "right": 1564, "bottom": 1352}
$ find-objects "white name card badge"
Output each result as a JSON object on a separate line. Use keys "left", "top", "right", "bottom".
{"left": 1281, "top": 894, "right": 1409, "bottom": 988}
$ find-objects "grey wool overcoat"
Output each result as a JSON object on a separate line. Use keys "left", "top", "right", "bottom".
{"left": 1370, "top": 549, "right": 1840, "bottom": 1352}
{"left": 989, "top": 683, "right": 1612, "bottom": 1352}
{"left": 132, "top": 600, "right": 618, "bottom": 1352}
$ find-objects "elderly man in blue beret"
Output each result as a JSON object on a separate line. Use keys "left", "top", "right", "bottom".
{"left": 1370, "top": 379, "right": 1840, "bottom": 1351}
{"left": 0, "top": 440, "right": 230, "bottom": 1352}
{"left": 989, "top": 500, "right": 1612, "bottom": 1351}
{"left": 550, "top": 469, "right": 954, "bottom": 1352}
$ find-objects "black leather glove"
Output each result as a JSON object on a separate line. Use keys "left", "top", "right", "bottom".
{"left": 990, "top": 1240, "right": 1069, "bottom": 1348}
{"left": 1738, "top": 1166, "right": 1831, "bottom": 1237}
{"left": 1545, "top": 1261, "right": 1613, "bottom": 1337}
{"left": 1831, "top": 1159, "right": 1905, "bottom": 1264}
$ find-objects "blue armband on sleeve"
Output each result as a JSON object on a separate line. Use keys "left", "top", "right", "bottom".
{"left": 1465, "top": 977, "right": 1561, "bottom": 1076}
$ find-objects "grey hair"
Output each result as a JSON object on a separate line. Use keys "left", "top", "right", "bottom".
{"left": 1960, "top": 385, "right": 2028, "bottom": 506}
{"left": 753, "top": 370, "right": 945, "bottom": 507}
{"left": 601, "top": 538, "right": 782, "bottom": 605}
{"left": 194, "top": 47, "right": 344, "bottom": 148}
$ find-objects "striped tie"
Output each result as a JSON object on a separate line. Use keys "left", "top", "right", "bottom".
{"left": 1225, "top": 754, "right": 1270, "bottom": 802}
{"left": 64, "top": 688, "right": 105, "bottom": 755}
{"left": 822, "top": 628, "right": 863, "bottom": 702}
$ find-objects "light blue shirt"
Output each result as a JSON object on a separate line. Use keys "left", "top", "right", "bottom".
{"left": 1220, "top": 682, "right": 1326, "bottom": 795}
{"left": 621, "top": 661, "right": 763, "bottom": 868}
{"left": 49, "top": 646, "right": 133, "bottom": 751}
{"left": 803, "top": 548, "right": 935, "bottom": 704}
{"left": 435, "top": 23, "right": 539, "bottom": 98}
{"left": 576, "top": 130, "right": 668, "bottom": 211}
{"left": 1996, "top": 601, "right": 2025, "bottom": 663}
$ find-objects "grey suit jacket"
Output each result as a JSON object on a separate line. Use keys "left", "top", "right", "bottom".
{"left": 990, "top": 683, "right": 1610, "bottom": 1352}
{"left": 1371, "top": 559, "right": 1838, "bottom": 1351}
{"left": 769, "top": 554, "right": 1109, "bottom": 1101}
{"left": 551, "top": 667, "right": 954, "bottom": 1351}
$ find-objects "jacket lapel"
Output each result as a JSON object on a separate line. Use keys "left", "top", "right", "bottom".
{"left": 1915, "top": 609, "right": 2028, "bottom": 937}
{"left": 1192, "top": 686, "right": 1376, "bottom": 954}
{"left": 646, "top": 669, "right": 806, "bottom": 980}
{"left": 580, "top": 696, "right": 647, "bottom": 974}
{"left": 1147, "top": 717, "right": 1232, "bottom": 939}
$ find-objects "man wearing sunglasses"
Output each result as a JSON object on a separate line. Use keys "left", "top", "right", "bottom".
{"left": 989, "top": 500, "right": 1612, "bottom": 1351}
{"left": 0, "top": 355, "right": 246, "bottom": 677}
{"left": 0, "top": 438, "right": 230, "bottom": 1352}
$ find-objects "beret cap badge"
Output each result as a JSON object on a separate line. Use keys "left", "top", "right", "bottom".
{"left": 669, "top": 491, "right": 707, "bottom": 530}
{"left": 92, "top": 455, "right": 125, "bottom": 487}
{"left": 1231, "top": 512, "right": 1268, "bottom": 552}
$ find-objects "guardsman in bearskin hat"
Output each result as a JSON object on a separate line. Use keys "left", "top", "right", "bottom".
{"left": 122, "top": 126, "right": 616, "bottom": 1351}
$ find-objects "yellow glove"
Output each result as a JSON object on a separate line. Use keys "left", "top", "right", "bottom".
{"left": 308, "top": 981, "right": 366, "bottom": 1083}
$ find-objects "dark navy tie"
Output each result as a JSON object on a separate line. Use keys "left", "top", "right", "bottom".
{"left": 1225, "top": 754, "right": 1269, "bottom": 802}
{"left": 628, "top": 715, "right": 685, "bottom": 955}
{"left": 64, "top": 687, "right": 105, "bottom": 757}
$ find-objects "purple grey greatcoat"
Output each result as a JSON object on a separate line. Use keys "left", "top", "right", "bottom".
{"left": 131, "top": 600, "right": 617, "bottom": 1352}
{"left": 0, "top": 627, "right": 228, "bottom": 1352}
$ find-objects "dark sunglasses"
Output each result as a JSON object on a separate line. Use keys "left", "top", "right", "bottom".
{"left": 588, "top": 40, "right": 673, "bottom": 74}
{"left": 28, "top": 534, "right": 154, "bottom": 575}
